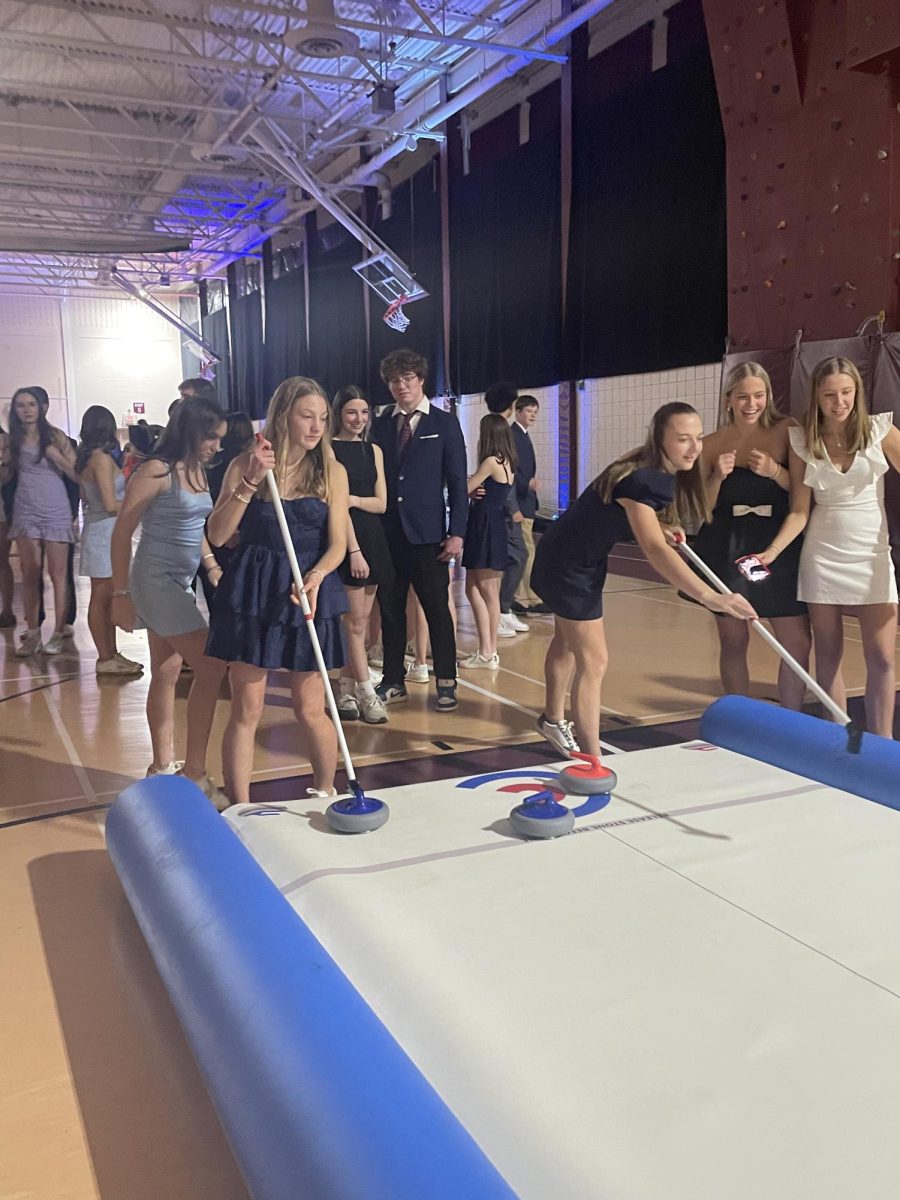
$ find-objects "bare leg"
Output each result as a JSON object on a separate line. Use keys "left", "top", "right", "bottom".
{"left": 466, "top": 569, "right": 494, "bottom": 657}
{"left": 544, "top": 617, "right": 576, "bottom": 723}
{"left": 557, "top": 615, "right": 609, "bottom": 757}
{"left": 146, "top": 629, "right": 182, "bottom": 769}
{"left": 290, "top": 670, "right": 338, "bottom": 792}
{"left": 166, "top": 627, "right": 228, "bottom": 782}
{"left": 44, "top": 541, "right": 70, "bottom": 635}
{"left": 808, "top": 603, "right": 847, "bottom": 721}
{"left": 0, "top": 523, "right": 14, "bottom": 618}
{"left": 15, "top": 536, "right": 42, "bottom": 630}
{"left": 715, "top": 616, "right": 750, "bottom": 696}
{"left": 342, "top": 585, "right": 376, "bottom": 684}
{"left": 769, "top": 614, "right": 812, "bottom": 711}
{"left": 854, "top": 603, "right": 898, "bottom": 738}
{"left": 222, "top": 662, "right": 268, "bottom": 804}
{"left": 474, "top": 571, "right": 502, "bottom": 657}
{"left": 88, "top": 577, "right": 117, "bottom": 661}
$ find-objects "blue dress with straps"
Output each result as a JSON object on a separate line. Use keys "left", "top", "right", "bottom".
{"left": 207, "top": 495, "right": 347, "bottom": 671}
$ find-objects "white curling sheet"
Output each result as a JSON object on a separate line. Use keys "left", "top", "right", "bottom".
{"left": 225, "top": 743, "right": 900, "bottom": 1200}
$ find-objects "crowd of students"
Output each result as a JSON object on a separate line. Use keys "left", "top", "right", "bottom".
{"left": 0, "top": 351, "right": 897, "bottom": 807}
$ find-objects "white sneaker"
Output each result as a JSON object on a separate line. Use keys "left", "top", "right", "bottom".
{"left": 61, "top": 624, "right": 76, "bottom": 639}
{"left": 96, "top": 656, "right": 144, "bottom": 676}
{"left": 307, "top": 787, "right": 338, "bottom": 799}
{"left": 336, "top": 684, "right": 360, "bottom": 720}
{"left": 501, "top": 612, "right": 529, "bottom": 633}
{"left": 115, "top": 653, "right": 144, "bottom": 672}
{"left": 146, "top": 761, "right": 185, "bottom": 777}
{"left": 496, "top": 618, "right": 517, "bottom": 638}
{"left": 44, "top": 632, "right": 66, "bottom": 655}
{"left": 358, "top": 693, "right": 388, "bottom": 724}
{"left": 405, "top": 662, "right": 430, "bottom": 684}
{"left": 536, "top": 714, "right": 581, "bottom": 754}
{"left": 15, "top": 628, "right": 43, "bottom": 657}
{"left": 459, "top": 651, "right": 500, "bottom": 669}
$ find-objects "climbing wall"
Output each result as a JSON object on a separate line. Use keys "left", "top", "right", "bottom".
{"left": 701, "top": 0, "right": 900, "bottom": 347}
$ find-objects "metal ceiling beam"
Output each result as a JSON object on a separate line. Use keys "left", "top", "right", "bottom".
{"left": 0, "top": 139, "right": 262, "bottom": 177}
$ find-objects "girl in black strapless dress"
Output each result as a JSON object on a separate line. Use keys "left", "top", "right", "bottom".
{"left": 207, "top": 377, "right": 350, "bottom": 806}
{"left": 693, "top": 362, "right": 810, "bottom": 709}
{"left": 330, "top": 387, "right": 392, "bottom": 725}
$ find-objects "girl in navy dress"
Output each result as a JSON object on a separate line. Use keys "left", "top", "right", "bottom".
{"left": 460, "top": 414, "right": 516, "bottom": 669}
{"left": 331, "top": 386, "right": 392, "bottom": 725}
{"left": 207, "top": 377, "right": 349, "bottom": 806}
{"left": 531, "top": 402, "right": 756, "bottom": 757}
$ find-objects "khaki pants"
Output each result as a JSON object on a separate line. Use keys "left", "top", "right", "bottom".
{"left": 516, "top": 517, "right": 539, "bottom": 606}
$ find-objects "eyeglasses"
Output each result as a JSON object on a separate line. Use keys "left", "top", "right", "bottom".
{"left": 388, "top": 373, "right": 418, "bottom": 386}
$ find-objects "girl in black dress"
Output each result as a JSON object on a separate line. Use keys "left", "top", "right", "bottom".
{"left": 531, "top": 402, "right": 757, "bottom": 758}
{"left": 331, "top": 386, "right": 392, "bottom": 725}
{"left": 207, "top": 378, "right": 349, "bottom": 805}
{"left": 694, "top": 362, "right": 810, "bottom": 708}
{"left": 460, "top": 414, "right": 515, "bottom": 670}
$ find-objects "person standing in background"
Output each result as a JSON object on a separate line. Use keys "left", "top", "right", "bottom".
{"left": 483, "top": 383, "right": 528, "bottom": 639}
{"left": 511, "top": 394, "right": 549, "bottom": 615}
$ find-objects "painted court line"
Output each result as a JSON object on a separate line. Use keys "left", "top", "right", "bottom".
{"left": 42, "top": 689, "right": 99, "bottom": 804}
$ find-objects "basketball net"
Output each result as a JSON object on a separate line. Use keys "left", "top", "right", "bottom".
{"left": 383, "top": 294, "right": 411, "bottom": 332}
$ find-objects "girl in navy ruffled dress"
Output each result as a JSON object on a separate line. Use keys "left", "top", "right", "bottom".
{"left": 207, "top": 377, "right": 349, "bottom": 805}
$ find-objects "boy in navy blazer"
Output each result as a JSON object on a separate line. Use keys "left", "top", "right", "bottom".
{"left": 371, "top": 350, "right": 468, "bottom": 711}
{"left": 512, "top": 394, "right": 548, "bottom": 613}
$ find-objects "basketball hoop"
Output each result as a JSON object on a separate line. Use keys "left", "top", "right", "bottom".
{"left": 383, "top": 294, "right": 411, "bottom": 332}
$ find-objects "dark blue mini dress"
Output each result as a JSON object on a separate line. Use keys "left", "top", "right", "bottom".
{"left": 207, "top": 495, "right": 347, "bottom": 671}
{"left": 462, "top": 476, "right": 512, "bottom": 572}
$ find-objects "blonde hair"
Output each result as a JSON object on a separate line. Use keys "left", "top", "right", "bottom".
{"left": 595, "top": 401, "right": 710, "bottom": 528}
{"left": 260, "top": 377, "right": 334, "bottom": 501}
{"left": 803, "top": 357, "right": 870, "bottom": 459}
{"left": 721, "top": 361, "right": 781, "bottom": 428}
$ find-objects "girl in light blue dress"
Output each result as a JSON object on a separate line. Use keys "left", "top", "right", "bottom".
{"left": 111, "top": 396, "right": 228, "bottom": 799}
{"left": 76, "top": 405, "right": 143, "bottom": 677}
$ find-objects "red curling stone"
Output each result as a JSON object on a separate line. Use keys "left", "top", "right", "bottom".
{"left": 558, "top": 752, "right": 618, "bottom": 797}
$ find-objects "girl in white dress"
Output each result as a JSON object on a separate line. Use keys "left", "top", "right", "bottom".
{"left": 759, "top": 357, "right": 900, "bottom": 738}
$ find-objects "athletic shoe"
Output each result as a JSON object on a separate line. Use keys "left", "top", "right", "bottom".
{"left": 499, "top": 612, "right": 528, "bottom": 634}
{"left": 459, "top": 651, "right": 500, "bottom": 669}
{"left": 114, "top": 653, "right": 144, "bottom": 673}
{"left": 146, "top": 761, "right": 184, "bottom": 777}
{"left": 405, "top": 662, "right": 430, "bottom": 684}
{"left": 358, "top": 694, "right": 388, "bottom": 724}
{"left": 307, "top": 787, "right": 338, "bottom": 799}
{"left": 61, "top": 624, "right": 76, "bottom": 639}
{"left": 375, "top": 681, "right": 408, "bottom": 705}
{"left": 496, "top": 618, "right": 517, "bottom": 638}
{"left": 536, "top": 714, "right": 580, "bottom": 754}
{"left": 15, "top": 628, "right": 42, "bottom": 657}
{"left": 96, "top": 656, "right": 144, "bottom": 676}
{"left": 435, "top": 682, "right": 458, "bottom": 711}
{"left": 0, "top": 611, "right": 16, "bottom": 628}
{"left": 528, "top": 602, "right": 552, "bottom": 615}
{"left": 43, "top": 632, "right": 67, "bottom": 655}
{"left": 511, "top": 602, "right": 530, "bottom": 616}
{"left": 336, "top": 690, "right": 360, "bottom": 720}
{"left": 367, "top": 643, "right": 384, "bottom": 669}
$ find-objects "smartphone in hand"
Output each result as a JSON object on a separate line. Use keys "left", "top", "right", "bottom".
{"left": 735, "top": 554, "right": 771, "bottom": 583}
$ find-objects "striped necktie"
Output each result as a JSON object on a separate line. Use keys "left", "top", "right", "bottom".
{"left": 397, "top": 411, "right": 414, "bottom": 453}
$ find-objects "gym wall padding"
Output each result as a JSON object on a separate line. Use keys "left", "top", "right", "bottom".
{"left": 700, "top": 696, "right": 900, "bottom": 812}
{"left": 105, "top": 777, "right": 519, "bottom": 1200}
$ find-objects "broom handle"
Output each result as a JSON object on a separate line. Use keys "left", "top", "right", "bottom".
{"left": 677, "top": 538, "right": 852, "bottom": 727}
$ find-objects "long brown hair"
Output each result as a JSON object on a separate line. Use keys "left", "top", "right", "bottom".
{"left": 594, "top": 402, "right": 710, "bottom": 528}
{"left": 803, "top": 357, "right": 870, "bottom": 459}
{"left": 721, "top": 361, "right": 781, "bottom": 428}
{"left": 8, "top": 386, "right": 59, "bottom": 469}
{"left": 260, "top": 377, "right": 334, "bottom": 502}
{"left": 476, "top": 413, "right": 517, "bottom": 474}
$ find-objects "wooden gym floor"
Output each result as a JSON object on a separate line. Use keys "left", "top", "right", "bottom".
{"left": 2, "top": 555, "right": 897, "bottom": 1199}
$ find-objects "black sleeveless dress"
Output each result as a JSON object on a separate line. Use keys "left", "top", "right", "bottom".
{"left": 691, "top": 467, "right": 806, "bottom": 617}
{"left": 331, "top": 439, "right": 393, "bottom": 589}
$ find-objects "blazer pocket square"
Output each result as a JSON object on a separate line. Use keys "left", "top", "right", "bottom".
{"left": 419, "top": 433, "right": 440, "bottom": 440}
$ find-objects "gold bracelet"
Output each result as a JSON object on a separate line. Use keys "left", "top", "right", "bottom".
{"left": 231, "top": 488, "right": 252, "bottom": 504}
{"left": 202, "top": 553, "right": 216, "bottom": 562}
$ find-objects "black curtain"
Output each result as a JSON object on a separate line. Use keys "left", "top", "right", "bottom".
{"left": 263, "top": 268, "right": 308, "bottom": 403}
{"left": 229, "top": 290, "right": 265, "bottom": 419}
{"left": 566, "top": 42, "right": 726, "bottom": 378}
{"left": 201, "top": 307, "right": 231, "bottom": 410}
{"left": 368, "top": 163, "right": 445, "bottom": 402}
{"left": 306, "top": 227, "right": 368, "bottom": 401}
{"left": 449, "top": 127, "right": 562, "bottom": 395}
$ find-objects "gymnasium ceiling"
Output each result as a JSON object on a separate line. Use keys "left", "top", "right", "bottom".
{"left": 0, "top": 0, "right": 664, "bottom": 295}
